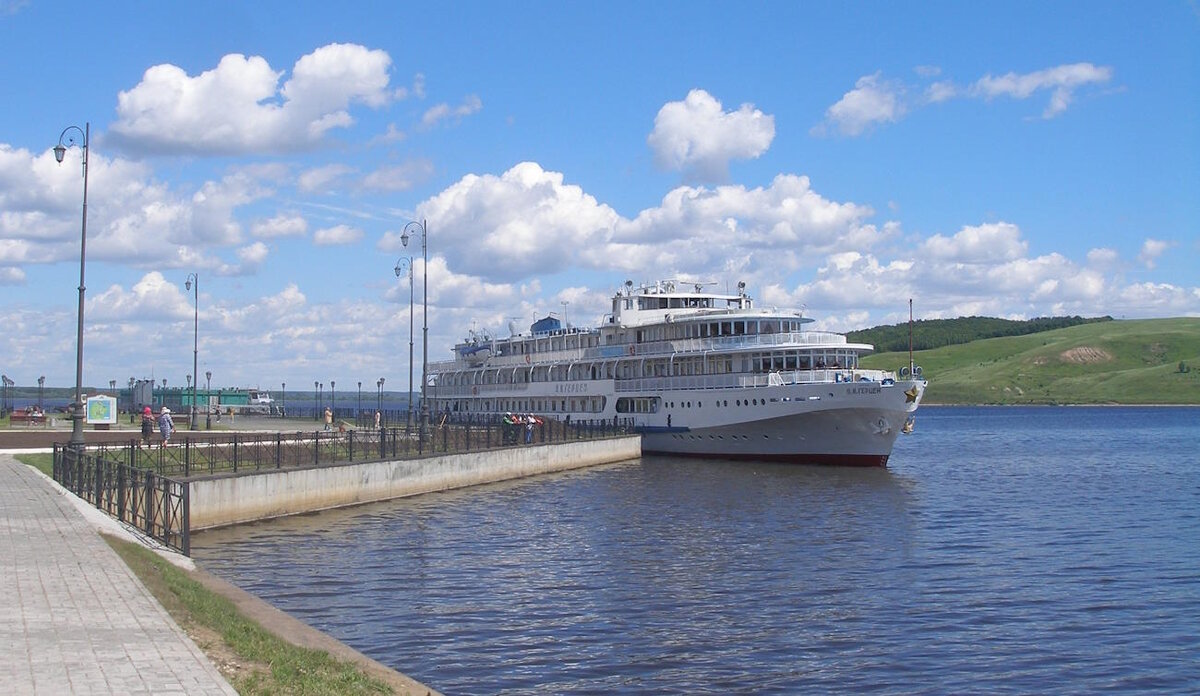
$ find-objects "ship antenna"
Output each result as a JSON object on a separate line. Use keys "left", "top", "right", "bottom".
{"left": 908, "top": 298, "right": 915, "bottom": 377}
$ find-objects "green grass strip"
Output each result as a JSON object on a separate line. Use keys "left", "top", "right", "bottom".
{"left": 104, "top": 535, "right": 393, "bottom": 695}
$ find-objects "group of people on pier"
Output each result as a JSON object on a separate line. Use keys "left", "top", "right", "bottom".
{"left": 502, "top": 412, "right": 543, "bottom": 445}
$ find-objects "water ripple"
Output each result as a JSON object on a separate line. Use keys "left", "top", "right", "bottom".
{"left": 193, "top": 407, "right": 1200, "bottom": 695}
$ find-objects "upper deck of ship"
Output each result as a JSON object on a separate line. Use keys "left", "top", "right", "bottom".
{"left": 431, "top": 280, "right": 875, "bottom": 373}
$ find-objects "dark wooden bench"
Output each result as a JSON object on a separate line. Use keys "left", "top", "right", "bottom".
{"left": 9, "top": 409, "right": 46, "bottom": 426}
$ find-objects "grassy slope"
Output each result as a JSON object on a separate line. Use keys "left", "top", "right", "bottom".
{"left": 859, "top": 318, "right": 1200, "bottom": 404}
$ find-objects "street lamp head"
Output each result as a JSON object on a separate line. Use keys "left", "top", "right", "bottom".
{"left": 206, "top": 370, "right": 211, "bottom": 381}
{"left": 53, "top": 144, "right": 66, "bottom": 163}
{"left": 401, "top": 219, "right": 426, "bottom": 249}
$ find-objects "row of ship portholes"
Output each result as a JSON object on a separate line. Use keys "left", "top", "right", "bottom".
{"left": 666, "top": 398, "right": 769, "bottom": 410}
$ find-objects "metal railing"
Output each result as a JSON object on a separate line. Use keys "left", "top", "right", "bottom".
{"left": 53, "top": 444, "right": 190, "bottom": 554}
{"left": 51, "top": 415, "right": 630, "bottom": 555}
{"left": 90, "top": 415, "right": 631, "bottom": 479}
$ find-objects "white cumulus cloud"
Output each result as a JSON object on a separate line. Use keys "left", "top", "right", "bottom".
{"left": 109, "top": 43, "right": 394, "bottom": 155}
{"left": 921, "top": 222, "right": 1028, "bottom": 263}
{"left": 647, "top": 89, "right": 775, "bottom": 183}
{"left": 813, "top": 73, "right": 906, "bottom": 137}
{"left": 313, "top": 224, "right": 363, "bottom": 246}
{"left": 252, "top": 214, "right": 308, "bottom": 239}
{"left": 1137, "top": 238, "right": 1171, "bottom": 268}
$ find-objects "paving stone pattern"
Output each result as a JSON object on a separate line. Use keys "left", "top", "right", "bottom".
{"left": 0, "top": 454, "right": 238, "bottom": 695}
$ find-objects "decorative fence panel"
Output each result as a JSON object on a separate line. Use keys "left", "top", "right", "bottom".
{"left": 53, "top": 444, "right": 190, "bottom": 554}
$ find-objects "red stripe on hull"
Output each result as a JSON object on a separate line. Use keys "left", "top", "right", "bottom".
{"left": 641, "top": 447, "right": 890, "bottom": 467}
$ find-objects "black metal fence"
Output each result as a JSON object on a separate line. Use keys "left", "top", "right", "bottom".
{"left": 53, "top": 444, "right": 190, "bottom": 554}
{"left": 51, "top": 414, "right": 631, "bottom": 555}
{"left": 96, "top": 414, "right": 631, "bottom": 479}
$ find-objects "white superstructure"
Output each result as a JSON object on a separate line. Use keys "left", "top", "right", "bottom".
{"left": 428, "top": 280, "right": 926, "bottom": 466}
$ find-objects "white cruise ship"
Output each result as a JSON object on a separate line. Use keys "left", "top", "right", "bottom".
{"left": 428, "top": 280, "right": 927, "bottom": 466}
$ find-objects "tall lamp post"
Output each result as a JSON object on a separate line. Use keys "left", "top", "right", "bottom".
{"left": 38, "top": 376, "right": 45, "bottom": 411}
{"left": 315, "top": 381, "right": 320, "bottom": 421}
{"left": 54, "top": 122, "right": 90, "bottom": 448}
{"left": 281, "top": 381, "right": 286, "bottom": 418}
{"left": 185, "top": 273, "right": 199, "bottom": 429}
{"left": 357, "top": 381, "right": 362, "bottom": 420}
{"left": 205, "top": 371, "right": 212, "bottom": 429}
{"left": 394, "top": 256, "right": 415, "bottom": 426}
{"left": 376, "top": 377, "right": 384, "bottom": 414}
{"left": 400, "top": 220, "right": 429, "bottom": 431}
{"left": 330, "top": 380, "right": 335, "bottom": 421}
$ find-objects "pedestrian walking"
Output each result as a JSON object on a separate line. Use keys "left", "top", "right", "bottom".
{"left": 157, "top": 407, "right": 175, "bottom": 448}
{"left": 140, "top": 406, "right": 154, "bottom": 446}
{"left": 324, "top": 406, "right": 333, "bottom": 431}
{"left": 374, "top": 410, "right": 382, "bottom": 430}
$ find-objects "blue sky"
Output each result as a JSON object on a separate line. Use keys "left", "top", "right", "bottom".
{"left": 1, "top": 1, "right": 1197, "bottom": 392}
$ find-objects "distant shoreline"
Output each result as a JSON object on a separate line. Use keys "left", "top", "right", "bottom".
{"left": 921, "top": 402, "right": 1200, "bottom": 407}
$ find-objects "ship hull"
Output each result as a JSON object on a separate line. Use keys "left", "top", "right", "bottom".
{"left": 640, "top": 407, "right": 904, "bottom": 466}
{"left": 637, "top": 379, "right": 921, "bottom": 466}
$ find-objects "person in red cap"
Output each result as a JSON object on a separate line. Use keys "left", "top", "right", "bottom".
{"left": 140, "top": 406, "right": 154, "bottom": 446}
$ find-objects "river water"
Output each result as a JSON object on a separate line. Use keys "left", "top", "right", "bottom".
{"left": 191, "top": 406, "right": 1200, "bottom": 694}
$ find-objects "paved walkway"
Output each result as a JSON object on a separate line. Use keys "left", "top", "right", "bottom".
{"left": 0, "top": 453, "right": 238, "bottom": 695}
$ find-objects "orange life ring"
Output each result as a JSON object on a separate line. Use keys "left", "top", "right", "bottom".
{"left": 525, "top": 354, "right": 531, "bottom": 364}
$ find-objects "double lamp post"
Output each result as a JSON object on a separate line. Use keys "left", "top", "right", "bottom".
{"left": 400, "top": 219, "right": 429, "bottom": 432}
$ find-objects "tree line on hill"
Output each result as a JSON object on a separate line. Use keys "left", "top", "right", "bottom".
{"left": 846, "top": 315, "right": 1113, "bottom": 353}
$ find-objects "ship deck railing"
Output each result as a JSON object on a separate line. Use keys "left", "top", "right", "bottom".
{"left": 612, "top": 368, "right": 896, "bottom": 393}
{"left": 428, "top": 368, "right": 897, "bottom": 398}
{"left": 430, "top": 331, "right": 857, "bottom": 372}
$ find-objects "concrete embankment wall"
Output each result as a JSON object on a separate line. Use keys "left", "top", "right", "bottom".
{"left": 190, "top": 436, "right": 641, "bottom": 530}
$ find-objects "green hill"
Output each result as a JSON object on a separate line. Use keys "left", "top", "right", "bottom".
{"left": 859, "top": 318, "right": 1200, "bottom": 405}
{"left": 847, "top": 315, "right": 1111, "bottom": 352}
